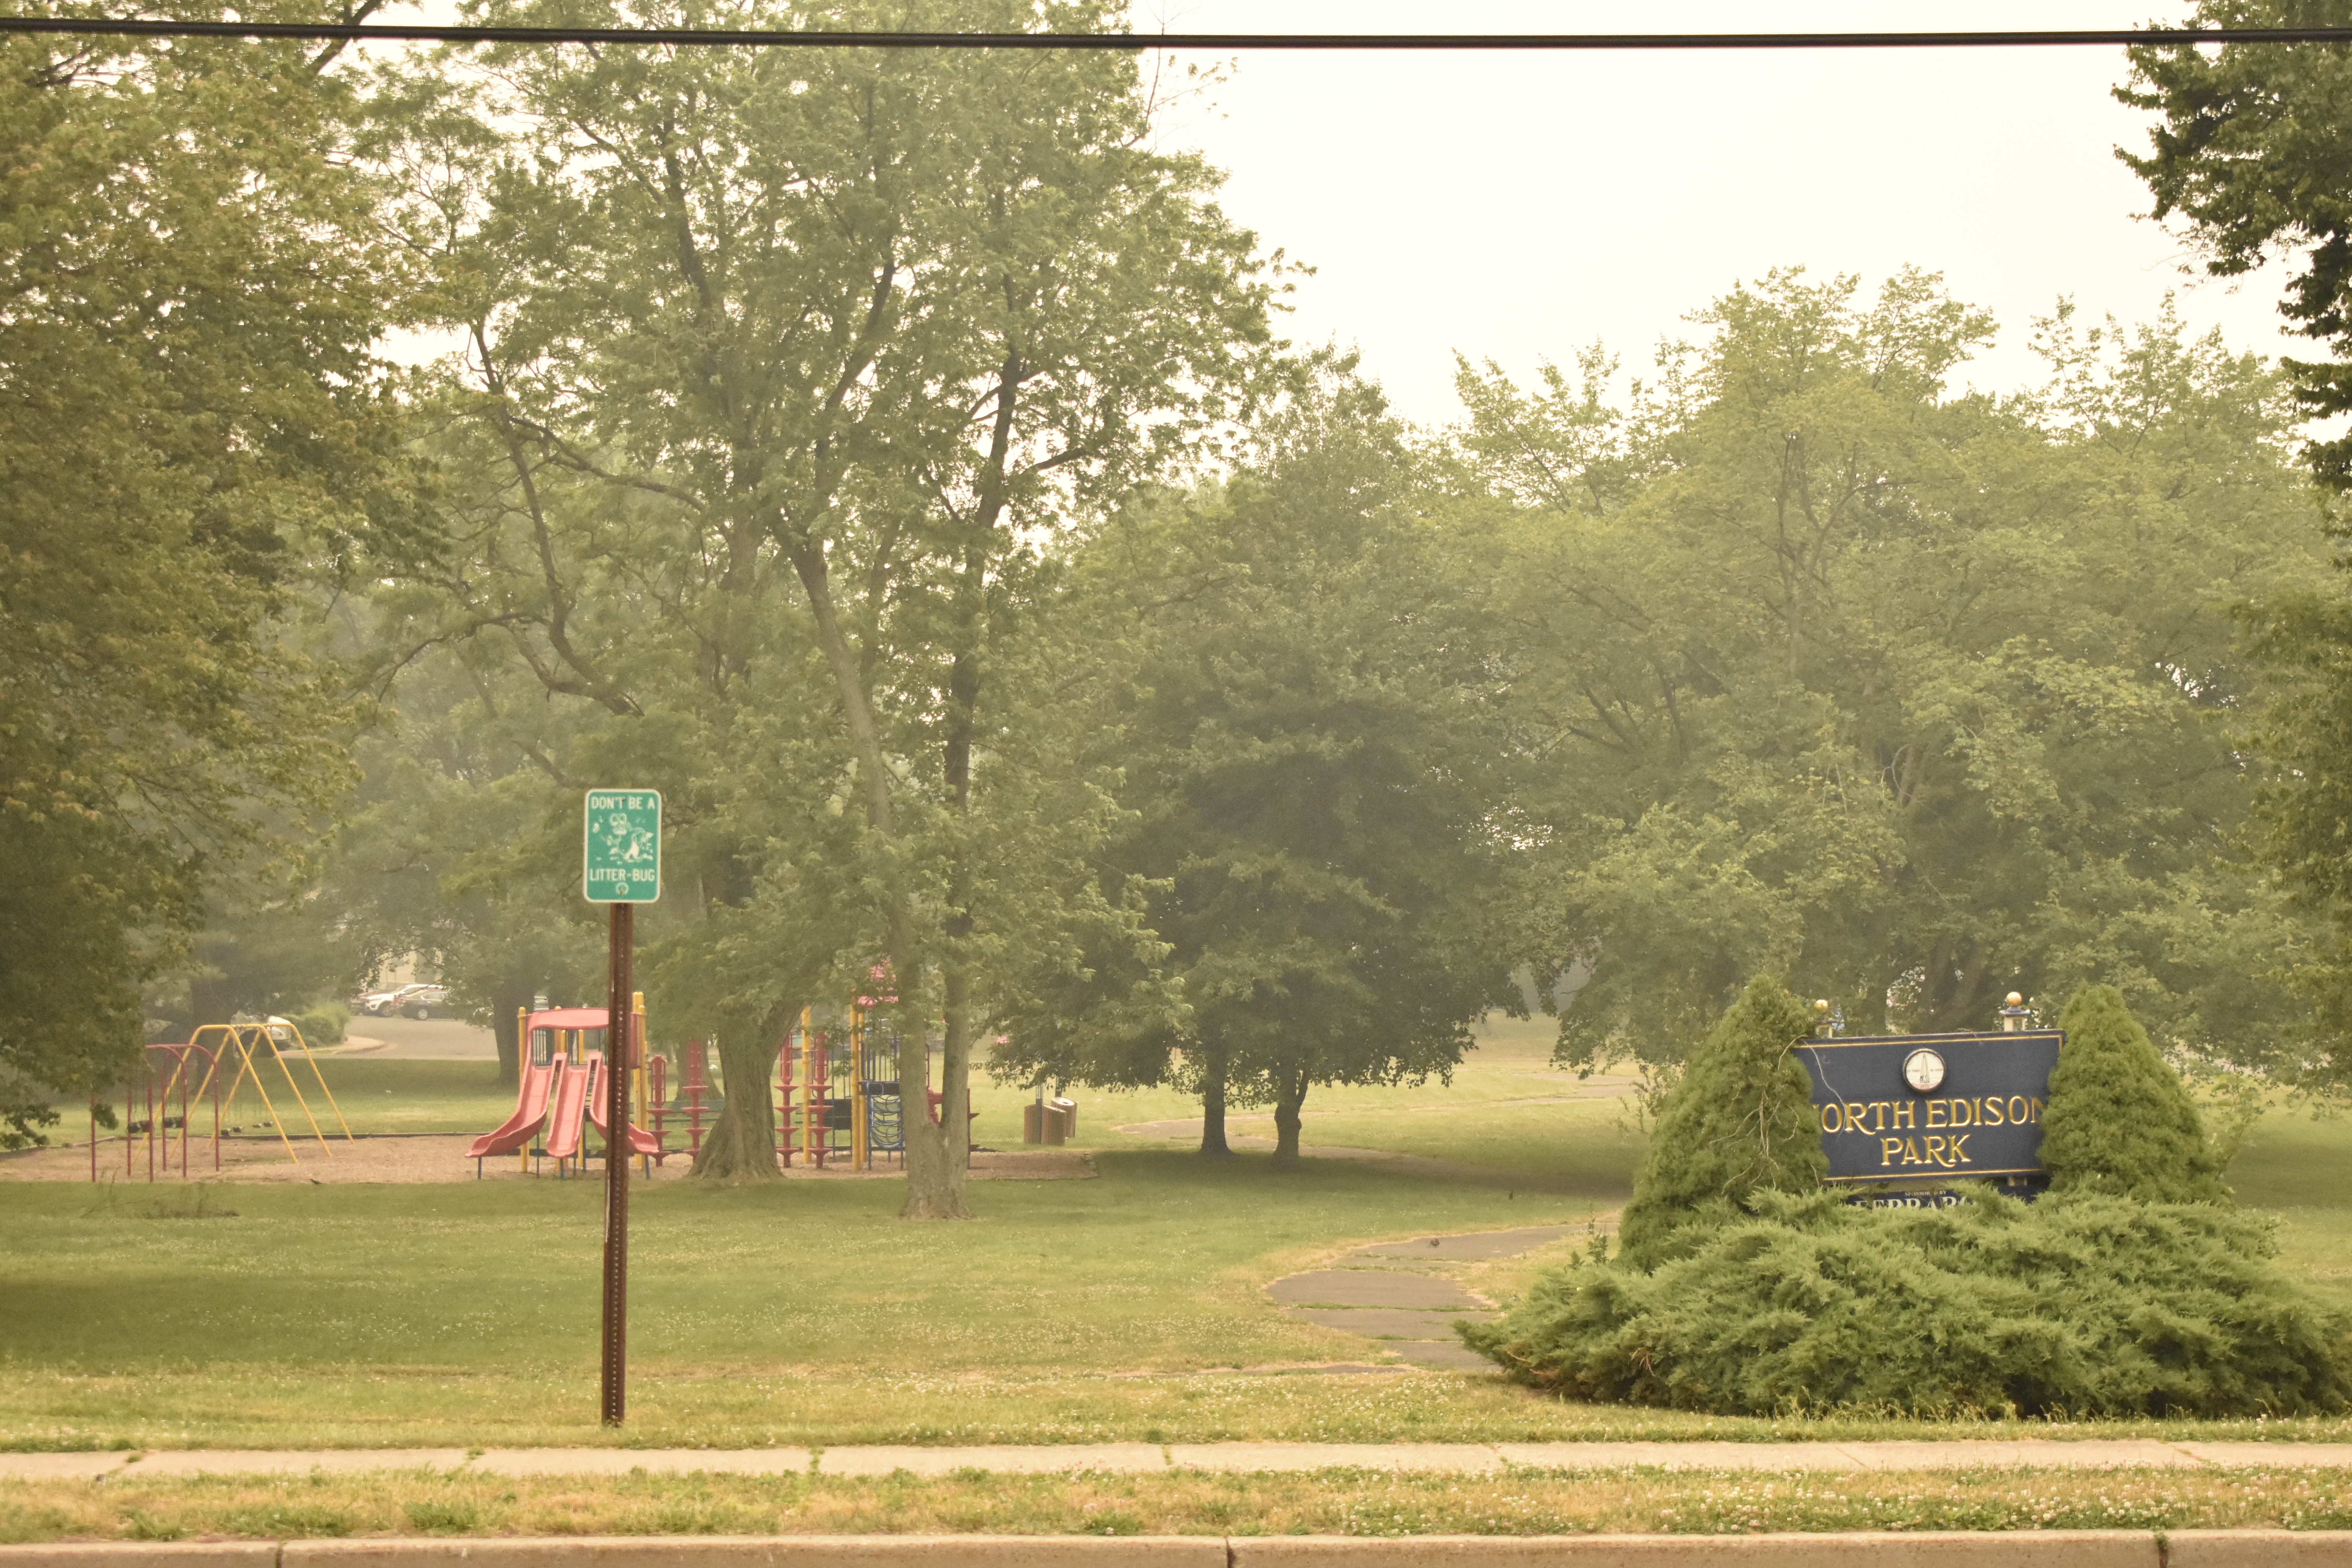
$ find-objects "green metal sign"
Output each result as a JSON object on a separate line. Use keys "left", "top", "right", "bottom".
{"left": 583, "top": 789, "right": 661, "bottom": 904}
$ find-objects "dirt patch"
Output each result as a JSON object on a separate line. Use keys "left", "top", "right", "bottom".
{"left": 0, "top": 1136, "right": 1094, "bottom": 1185}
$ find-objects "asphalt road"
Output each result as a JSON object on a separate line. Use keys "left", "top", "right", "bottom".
{"left": 341, "top": 1016, "right": 498, "bottom": 1061}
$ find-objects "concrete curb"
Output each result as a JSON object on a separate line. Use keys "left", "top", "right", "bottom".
{"left": 0, "top": 1550, "right": 279, "bottom": 1567}
{"left": 281, "top": 1542, "right": 1225, "bottom": 1566}
{"left": 2170, "top": 1533, "right": 2352, "bottom": 1566}
{"left": 9, "top": 1535, "right": 2352, "bottom": 1566}
{"left": 1226, "top": 1537, "right": 2161, "bottom": 1564}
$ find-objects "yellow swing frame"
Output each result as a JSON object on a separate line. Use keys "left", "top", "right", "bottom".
{"left": 186, "top": 1020, "right": 354, "bottom": 1165}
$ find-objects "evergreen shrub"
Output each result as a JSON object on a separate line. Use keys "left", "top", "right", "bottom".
{"left": 281, "top": 1001, "right": 347, "bottom": 1047}
{"left": 2041, "top": 984, "right": 2230, "bottom": 1203}
{"left": 1468, "top": 982, "right": 2352, "bottom": 1415}
{"left": 1465, "top": 1188, "right": 2350, "bottom": 1415}
{"left": 1614, "top": 977, "right": 1824, "bottom": 1269}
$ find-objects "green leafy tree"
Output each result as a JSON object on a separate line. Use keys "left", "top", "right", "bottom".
{"left": 1613, "top": 977, "right": 1826, "bottom": 1269}
{"left": 323, "top": 717, "right": 605, "bottom": 1089}
{"left": 2238, "top": 587, "right": 2352, "bottom": 1082}
{"left": 0, "top": 11, "right": 409, "bottom": 1144}
{"left": 370, "top": 0, "right": 1276, "bottom": 1206}
{"left": 1451, "top": 271, "right": 2330, "bottom": 1072}
{"left": 2042, "top": 984, "right": 2232, "bottom": 1203}
{"left": 2120, "top": 2, "right": 2352, "bottom": 488}
{"left": 996, "top": 365, "right": 1518, "bottom": 1158}
{"left": 2127, "top": 6, "right": 2352, "bottom": 1088}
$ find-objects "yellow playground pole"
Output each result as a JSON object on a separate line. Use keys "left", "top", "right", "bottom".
{"left": 189, "top": 1024, "right": 301, "bottom": 1164}
{"left": 274, "top": 1020, "right": 353, "bottom": 1145}
{"left": 256, "top": 1024, "right": 335, "bottom": 1153}
{"left": 807, "top": 1014, "right": 815, "bottom": 1167}
{"left": 850, "top": 1005, "right": 867, "bottom": 1171}
{"left": 631, "top": 991, "right": 650, "bottom": 1176}
{"left": 518, "top": 1006, "right": 530, "bottom": 1176}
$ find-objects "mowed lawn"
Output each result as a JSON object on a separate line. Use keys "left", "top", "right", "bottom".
{"left": 2, "top": 1152, "right": 1632, "bottom": 1450}
{"left": 5, "top": 1019, "right": 2352, "bottom": 1450}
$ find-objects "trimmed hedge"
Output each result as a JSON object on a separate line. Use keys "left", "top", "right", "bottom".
{"left": 1464, "top": 1187, "right": 2351, "bottom": 1416}
{"left": 1467, "top": 982, "right": 2352, "bottom": 1416}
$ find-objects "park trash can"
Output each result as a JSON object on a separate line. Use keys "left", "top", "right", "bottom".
{"left": 1050, "top": 1096, "right": 1077, "bottom": 1142}
{"left": 1022, "top": 1100, "right": 1044, "bottom": 1145}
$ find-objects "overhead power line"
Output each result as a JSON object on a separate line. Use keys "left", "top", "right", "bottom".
{"left": 2, "top": 18, "right": 2351, "bottom": 50}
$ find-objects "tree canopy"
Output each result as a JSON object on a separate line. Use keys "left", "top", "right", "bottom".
{"left": 0, "top": 13, "right": 410, "bottom": 1144}
{"left": 2121, "top": 2, "right": 2352, "bottom": 488}
{"left": 993, "top": 363, "right": 1519, "bottom": 1156}
{"left": 12, "top": 3, "right": 2348, "bottom": 1196}
{"left": 1454, "top": 270, "right": 2331, "bottom": 1072}
{"left": 363, "top": 0, "right": 1279, "bottom": 1205}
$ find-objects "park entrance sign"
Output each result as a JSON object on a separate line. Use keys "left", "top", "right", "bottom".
{"left": 1793, "top": 1029, "right": 2062, "bottom": 1199}
{"left": 583, "top": 789, "right": 661, "bottom": 903}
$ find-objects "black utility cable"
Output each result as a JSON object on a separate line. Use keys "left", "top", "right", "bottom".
{"left": 1, "top": 19, "right": 2350, "bottom": 49}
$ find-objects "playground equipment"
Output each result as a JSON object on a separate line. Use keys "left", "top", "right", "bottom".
{"left": 767, "top": 1000, "right": 994, "bottom": 1171}
{"left": 775, "top": 1004, "right": 907, "bottom": 1169}
{"left": 91, "top": 1020, "right": 354, "bottom": 1180}
{"left": 666, "top": 1038, "right": 713, "bottom": 1159}
{"left": 466, "top": 997, "right": 664, "bottom": 1178}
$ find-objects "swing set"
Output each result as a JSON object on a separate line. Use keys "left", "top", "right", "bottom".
{"left": 92, "top": 1020, "right": 354, "bottom": 1181}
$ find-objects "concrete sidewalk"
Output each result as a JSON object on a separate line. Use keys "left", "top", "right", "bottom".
{"left": 7, "top": 1439, "right": 2352, "bottom": 1479}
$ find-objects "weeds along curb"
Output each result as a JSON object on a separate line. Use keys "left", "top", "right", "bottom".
{"left": 7, "top": 1534, "right": 2352, "bottom": 1566}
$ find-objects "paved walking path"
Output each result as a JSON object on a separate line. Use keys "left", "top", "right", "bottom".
{"left": 1266, "top": 1222, "right": 1588, "bottom": 1370}
{"left": 6, "top": 1439, "right": 2352, "bottom": 1479}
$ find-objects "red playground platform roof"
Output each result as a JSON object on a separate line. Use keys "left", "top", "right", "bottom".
{"left": 527, "top": 1008, "right": 615, "bottom": 1033}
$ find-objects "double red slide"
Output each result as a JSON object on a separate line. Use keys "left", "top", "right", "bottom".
{"left": 466, "top": 1058, "right": 557, "bottom": 1160}
{"left": 467, "top": 1049, "right": 662, "bottom": 1170}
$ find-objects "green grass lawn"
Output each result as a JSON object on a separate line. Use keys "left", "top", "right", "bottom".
{"left": 300, "top": 1060, "right": 522, "bottom": 1138}
{"left": 2, "top": 1152, "right": 1633, "bottom": 1450}
{"left": 8, "top": 1021, "right": 2352, "bottom": 1453}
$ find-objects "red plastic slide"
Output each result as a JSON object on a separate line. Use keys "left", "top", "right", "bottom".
{"left": 543, "top": 1056, "right": 590, "bottom": 1161}
{"left": 583, "top": 1051, "right": 664, "bottom": 1158}
{"left": 465, "top": 1057, "right": 557, "bottom": 1161}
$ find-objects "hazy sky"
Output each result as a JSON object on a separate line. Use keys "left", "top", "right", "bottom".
{"left": 1135, "top": 1, "right": 2301, "bottom": 428}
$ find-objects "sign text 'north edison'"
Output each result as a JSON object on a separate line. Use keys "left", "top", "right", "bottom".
{"left": 583, "top": 790, "right": 661, "bottom": 904}
{"left": 1794, "top": 1030, "right": 2060, "bottom": 1186}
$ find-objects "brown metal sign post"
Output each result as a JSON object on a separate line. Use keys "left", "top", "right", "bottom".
{"left": 583, "top": 788, "right": 660, "bottom": 1427}
{"left": 603, "top": 901, "right": 631, "bottom": 1424}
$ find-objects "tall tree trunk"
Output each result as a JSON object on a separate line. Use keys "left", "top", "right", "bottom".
{"left": 491, "top": 984, "right": 526, "bottom": 1089}
{"left": 693, "top": 1010, "right": 788, "bottom": 1179}
{"left": 1198, "top": 1043, "right": 1232, "bottom": 1156}
{"left": 903, "top": 968, "right": 974, "bottom": 1220}
{"left": 899, "top": 497, "right": 990, "bottom": 1221}
{"left": 1272, "top": 1069, "right": 1309, "bottom": 1162}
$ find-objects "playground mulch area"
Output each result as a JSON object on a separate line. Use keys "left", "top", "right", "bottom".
{"left": 0, "top": 1136, "right": 1096, "bottom": 1185}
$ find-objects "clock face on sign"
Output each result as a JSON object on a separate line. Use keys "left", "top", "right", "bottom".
{"left": 1903, "top": 1048, "right": 1946, "bottom": 1093}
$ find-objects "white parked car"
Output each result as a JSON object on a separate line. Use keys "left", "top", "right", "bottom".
{"left": 352, "top": 983, "right": 448, "bottom": 1018}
